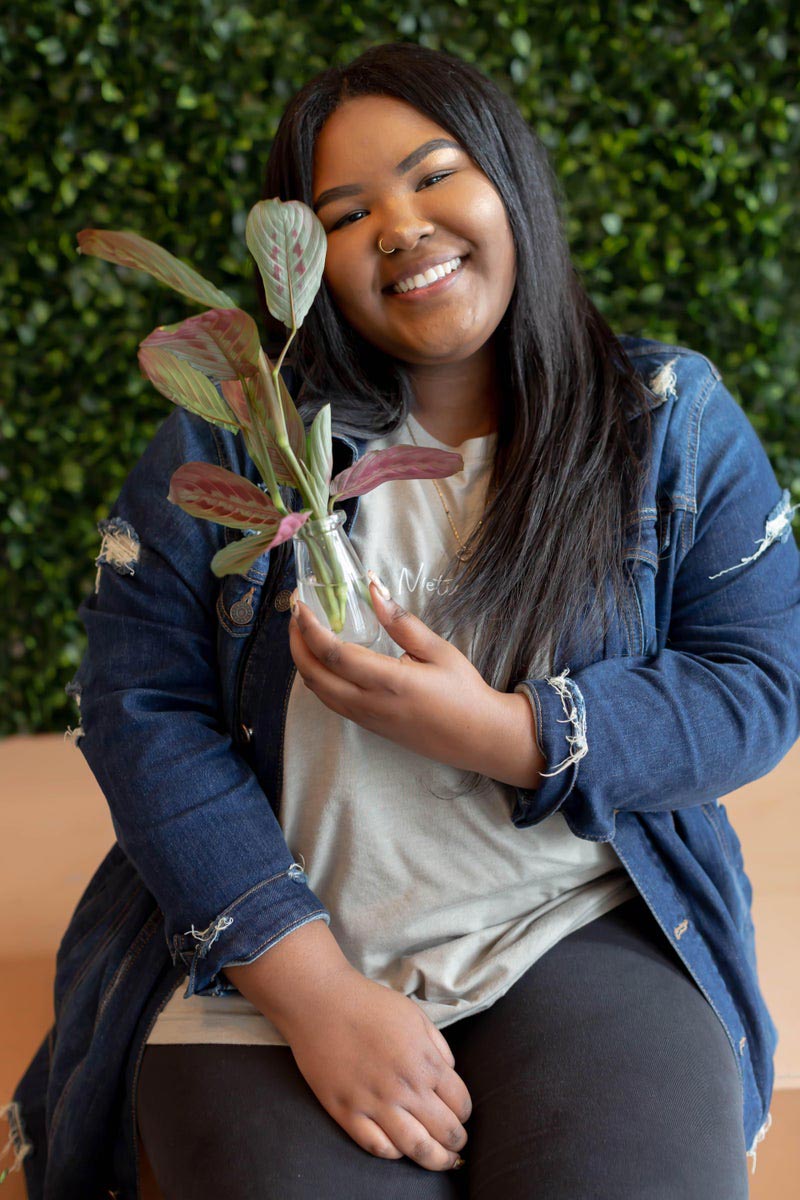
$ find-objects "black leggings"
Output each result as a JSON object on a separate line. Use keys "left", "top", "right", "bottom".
{"left": 137, "top": 895, "right": 748, "bottom": 1199}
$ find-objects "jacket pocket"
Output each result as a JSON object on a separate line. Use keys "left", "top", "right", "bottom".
{"left": 216, "top": 572, "right": 263, "bottom": 638}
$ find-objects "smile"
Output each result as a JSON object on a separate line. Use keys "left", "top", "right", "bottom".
{"left": 387, "top": 257, "right": 467, "bottom": 300}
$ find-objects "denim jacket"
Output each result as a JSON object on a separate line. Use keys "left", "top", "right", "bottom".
{"left": 9, "top": 335, "right": 800, "bottom": 1198}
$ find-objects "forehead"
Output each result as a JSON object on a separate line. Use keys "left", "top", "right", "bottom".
{"left": 312, "top": 95, "right": 454, "bottom": 183}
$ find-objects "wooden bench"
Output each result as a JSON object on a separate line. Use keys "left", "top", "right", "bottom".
{"left": 1, "top": 733, "right": 798, "bottom": 1197}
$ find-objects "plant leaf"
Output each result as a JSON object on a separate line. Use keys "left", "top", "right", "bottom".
{"left": 329, "top": 445, "right": 464, "bottom": 502}
{"left": 140, "top": 308, "right": 261, "bottom": 382}
{"left": 215, "top": 380, "right": 297, "bottom": 486}
{"left": 167, "top": 461, "right": 282, "bottom": 529}
{"left": 76, "top": 229, "right": 237, "bottom": 309}
{"left": 210, "top": 511, "right": 312, "bottom": 577}
{"left": 138, "top": 346, "right": 242, "bottom": 432}
{"left": 210, "top": 531, "right": 274, "bottom": 577}
{"left": 307, "top": 403, "right": 333, "bottom": 494}
{"left": 218, "top": 378, "right": 253, "bottom": 430}
{"left": 245, "top": 198, "right": 326, "bottom": 331}
{"left": 252, "top": 361, "right": 307, "bottom": 475}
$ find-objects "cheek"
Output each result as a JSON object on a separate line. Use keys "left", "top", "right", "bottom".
{"left": 323, "top": 255, "right": 376, "bottom": 321}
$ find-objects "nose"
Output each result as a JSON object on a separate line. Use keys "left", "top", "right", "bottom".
{"left": 378, "top": 211, "right": 437, "bottom": 255}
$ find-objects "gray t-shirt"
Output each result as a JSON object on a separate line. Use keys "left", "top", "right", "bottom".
{"left": 148, "top": 411, "right": 636, "bottom": 1044}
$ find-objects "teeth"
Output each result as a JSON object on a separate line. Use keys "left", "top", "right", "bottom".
{"left": 393, "top": 256, "right": 461, "bottom": 293}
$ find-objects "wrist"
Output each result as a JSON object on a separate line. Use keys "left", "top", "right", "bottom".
{"left": 476, "top": 689, "right": 544, "bottom": 789}
{"left": 223, "top": 917, "right": 353, "bottom": 1034}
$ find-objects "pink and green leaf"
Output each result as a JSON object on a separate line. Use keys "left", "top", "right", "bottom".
{"left": 167, "top": 461, "right": 283, "bottom": 529}
{"left": 209, "top": 511, "right": 312, "bottom": 577}
{"left": 251, "top": 364, "right": 307, "bottom": 473}
{"left": 76, "top": 229, "right": 237, "bottom": 310}
{"left": 307, "top": 403, "right": 333, "bottom": 493}
{"left": 217, "top": 379, "right": 300, "bottom": 486}
{"left": 329, "top": 444, "right": 464, "bottom": 502}
{"left": 219, "top": 379, "right": 253, "bottom": 430}
{"left": 140, "top": 308, "right": 261, "bottom": 382}
{"left": 245, "top": 198, "right": 326, "bottom": 332}
{"left": 138, "top": 346, "right": 241, "bottom": 432}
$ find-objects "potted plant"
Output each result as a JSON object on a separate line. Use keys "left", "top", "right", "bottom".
{"left": 77, "top": 198, "right": 463, "bottom": 644}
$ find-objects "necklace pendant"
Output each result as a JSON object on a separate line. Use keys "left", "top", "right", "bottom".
{"left": 456, "top": 544, "right": 474, "bottom": 563}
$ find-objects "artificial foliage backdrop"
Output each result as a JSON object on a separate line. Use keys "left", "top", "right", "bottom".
{"left": 2, "top": 0, "right": 798, "bottom": 733}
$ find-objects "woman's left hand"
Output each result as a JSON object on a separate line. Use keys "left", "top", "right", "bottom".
{"left": 288, "top": 573, "right": 521, "bottom": 777}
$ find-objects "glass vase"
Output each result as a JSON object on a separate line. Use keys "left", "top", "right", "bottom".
{"left": 292, "top": 509, "right": 382, "bottom": 647}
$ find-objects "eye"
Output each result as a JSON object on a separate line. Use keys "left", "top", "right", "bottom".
{"left": 330, "top": 171, "right": 454, "bottom": 231}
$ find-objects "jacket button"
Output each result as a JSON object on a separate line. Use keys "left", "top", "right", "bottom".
{"left": 240, "top": 723, "right": 253, "bottom": 744}
{"left": 274, "top": 589, "right": 293, "bottom": 611}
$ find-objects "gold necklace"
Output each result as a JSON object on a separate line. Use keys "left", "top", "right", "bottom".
{"left": 405, "top": 417, "right": 496, "bottom": 563}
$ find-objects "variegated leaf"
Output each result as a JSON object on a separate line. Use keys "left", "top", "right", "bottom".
{"left": 245, "top": 198, "right": 326, "bottom": 331}
{"left": 167, "top": 461, "right": 281, "bottom": 529}
{"left": 215, "top": 380, "right": 296, "bottom": 486}
{"left": 252, "top": 360, "right": 307, "bottom": 474}
{"left": 210, "top": 531, "right": 274, "bottom": 577}
{"left": 330, "top": 445, "right": 464, "bottom": 502}
{"left": 140, "top": 308, "right": 261, "bottom": 382}
{"left": 139, "top": 346, "right": 241, "bottom": 431}
{"left": 219, "top": 379, "right": 253, "bottom": 430}
{"left": 307, "top": 403, "right": 333, "bottom": 492}
{"left": 210, "top": 511, "right": 312, "bottom": 577}
{"left": 76, "top": 229, "right": 237, "bottom": 309}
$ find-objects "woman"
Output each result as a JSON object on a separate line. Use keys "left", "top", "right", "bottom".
{"left": 9, "top": 41, "right": 799, "bottom": 1200}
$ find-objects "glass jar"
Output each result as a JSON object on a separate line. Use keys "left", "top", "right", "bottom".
{"left": 292, "top": 508, "right": 381, "bottom": 647}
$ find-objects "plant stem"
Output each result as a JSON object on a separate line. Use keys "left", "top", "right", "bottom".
{"left": 300, "top": 533, "right": 343, "bottom": 632}
{"left": 266, "top": 332, "right": 348, "bottom": 630}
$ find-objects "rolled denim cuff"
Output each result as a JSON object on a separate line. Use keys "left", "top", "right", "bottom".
{"left": 511, "top": 668, "right": 588, "bottom": 827}
{"left": 168, "top": 861, "right": 331, "bottom": 998}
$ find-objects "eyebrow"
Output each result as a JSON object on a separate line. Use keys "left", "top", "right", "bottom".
{"left": 312, "top": 137, "right": 462, "bottom": 214}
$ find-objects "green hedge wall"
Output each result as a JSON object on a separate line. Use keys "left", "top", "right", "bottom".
{"left": 2, "top": 0, "right": 798, "bottom": 734}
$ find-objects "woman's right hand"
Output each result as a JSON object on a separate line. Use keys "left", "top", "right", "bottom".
{"left": 281, "top": 964, "right": 472, "bottom": 1172}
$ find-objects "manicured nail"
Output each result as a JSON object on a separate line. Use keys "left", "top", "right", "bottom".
{"left": 452, "top": 1155, "right": 466, "bottom": 1170}
{"left": 367, "top": 569, "right": 391, "bottom": 599}
{"left": 290, "top": 587, "right": 299, "bottom": 616}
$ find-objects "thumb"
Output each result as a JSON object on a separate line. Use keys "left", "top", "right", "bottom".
{"left": 367, "top": 570, "right": 443, "bottom": 664}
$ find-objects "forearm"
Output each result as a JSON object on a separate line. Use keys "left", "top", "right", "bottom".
{"left": 472, "top": 689, "right": 545, "bottom": 789}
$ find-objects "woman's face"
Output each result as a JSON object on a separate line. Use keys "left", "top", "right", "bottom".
{"left": 311, "top": 95, "right": 517, "bottom": 368}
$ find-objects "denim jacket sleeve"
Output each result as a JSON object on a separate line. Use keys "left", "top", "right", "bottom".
{"left": 68, "top": 406, "right": 331, "bottom": 997}
{"left": 511, "top": 374, "right": 800, "bottom": 840}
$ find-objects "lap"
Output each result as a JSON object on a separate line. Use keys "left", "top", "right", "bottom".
{"left": 138, "top": 895, "right": 748, "bottom": 1200}
{"left": 138, "top": 1040, "right": 462, "bottom": 1200}
{"left": 446, "top": 895, "right": 748, "bottom": 1199}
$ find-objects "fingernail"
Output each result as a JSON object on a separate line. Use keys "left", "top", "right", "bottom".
{"left": 290, "top": 587, "right": 299, "bottom": 617}
{"left": 367, "top": 568, "right": 391, "bottom": 600}
{"left": 452, "top": 1156, "right": 466, "bottom": 1170}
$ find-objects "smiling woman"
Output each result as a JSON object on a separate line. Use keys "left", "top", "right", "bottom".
{"left": 309, "top": 98, "right": 517, "bottom": 392}
{"left": 12, "top": 36, "right": 795, "bottom": 1200}
{"left": 251, "top": 43, "right": 658, "bottom": 735}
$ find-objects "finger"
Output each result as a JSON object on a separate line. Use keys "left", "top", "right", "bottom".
{"left": 425, "top": 1020, "right": 456, "bottom": 1068}
{"left": 287, "top": 612, "right": 321, "bottom": 682}
{"left": 347, "top": 1113, "right": 403, "bottom": 1161}
{"left": 367, "top": 572, "right": 444, "bottom": 665}
{"left": 291, "top": 599, "right": 397, "bottom": 691}
{"left": 381, "top": 1105, "right": 465, "bottom": 1172}
{"left": 409, "top": 1090, "right": 468, "bottom": 1155}
{"left": 433, "top": 1068, "right": 473, "bottom": 1128}
{"left": 288, "top": 618, "right": 364, "bottom": 712}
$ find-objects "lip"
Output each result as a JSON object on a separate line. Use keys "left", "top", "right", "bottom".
{"left": 384, "top": 257, "right": 468, "bottom": 300}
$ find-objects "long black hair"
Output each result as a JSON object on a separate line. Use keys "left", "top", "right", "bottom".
{"left": 254, "top": 41, "right": 654, "bottom": 798}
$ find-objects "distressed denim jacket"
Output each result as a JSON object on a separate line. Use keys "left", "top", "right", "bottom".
{"left": 9, "top": 335, "right": 800, "bottom": 1198}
